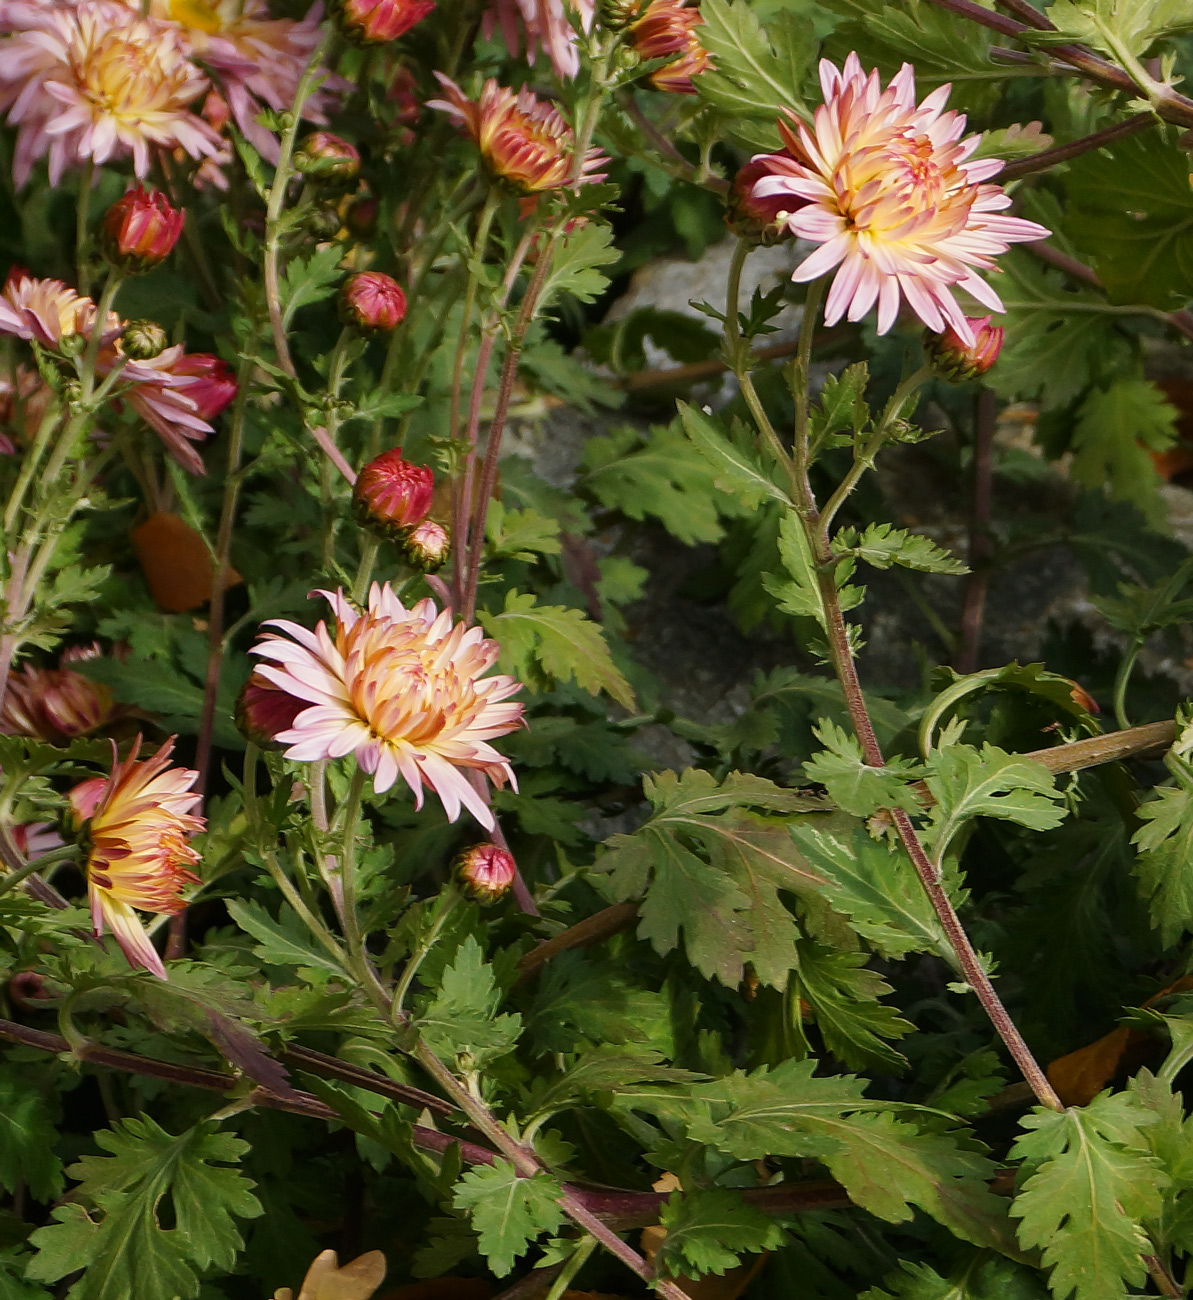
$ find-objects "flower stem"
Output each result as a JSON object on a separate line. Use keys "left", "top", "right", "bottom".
{"left": 76, "top": 160, "right": 95, "bottom": 297}
{"left": 545, "top": 1237, "right": 597, "bottom": 1300}
{"left": 337, "top": 766, "right": 369, "bottom": 960}
{"left": 392, "top": 884, "right": 460, "bottom": 1020}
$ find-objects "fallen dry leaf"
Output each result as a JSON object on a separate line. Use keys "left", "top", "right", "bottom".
{"left": 274, "top": 1250, "right": 387, "bottom": 1300}
{"left": 131, "top": 510, "right": 240, "bottom": 612}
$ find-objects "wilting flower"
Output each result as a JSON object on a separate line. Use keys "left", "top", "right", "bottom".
{"left": 235, "top": 671, "right": 307, "bottom": 749}
{"left": 751, "top": 54, "right": 1050, "bottom": 344}
{"left": 429, "top": 75, "right": 607, "bottom": 193}
{"left": 101, "top": 187, "right": 185, "bottom": 273}
{"left": 726, "top": 156, "right": 795, "bottom": 242}
{"left": 486, "top": 0, "right": 595, "bottom": 80}
{"left": 0, "top": 0, "right": 222, "bottom": 186}
{"left": 273, "top": 1250, "right": 387, "bottom": 1300}
{"left": 69, "top": 735, "right": 204, "bottom": 979}
{"left": 924, "top": 316, "right": 1004, "bottom": 381}
{"left": 403, "top": 518, "right": 450, "bottom": 572}
{"left": 333, "top": 0, "right": 435, "bottom": 43}
{"left": 456, "top": 843, "right": 516, "bottom": 903}
{"left": 1, "top": 643, "right": 119, "bottom": 743}
{"left": 250, "top": 583, "right": 524, "bottom": 828}
{"left": 340, "top": 272, "right": 408, "bottom": 333}
{"left": 294, "top": 131, "right": 361, "bottom": 182}
{"left": 628, "top": 0, "right": 710, "bottom": 93}
{"left": 354, "top": 449, "right": 434, "bottom": 536}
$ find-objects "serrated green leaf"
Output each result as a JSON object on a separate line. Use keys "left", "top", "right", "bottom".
{"left": 765, "top": 510, "right": 862, "bottom": 627}
{"left": 863, "top": 1254, "right": 1049, "bottom": 1300}
{"left": 26, "top": 1117, "right": 261, "bottom": 1300}
{"left": 581, "top": 422, "right": 741, "bottom": 545}
{"left": 1132, "top": 784, "right": 1193, "bottom": 947}
{"left": 225, "top": 898, "right": 346, "bottom": 979}
{"left": 677, "top": 401, "right": 791, "bottom": 508}
{"left": 0, "top": 1078, "right": 62, "bottom": 1203}
{"left": 836, "top": 523, "right": 967, "bottom": 576}
{"left": 1010, "top": 1093, "right": 1168, "bottom": 1300}
{"left": 657, "top": 1189, "right": 786, "bottom": 1278}
{"left": 484, "top": 501, "right": 562, "bottom": 560}
{"left": 1042, "top": 0, "right": 1193, "bottom": 63}
{"left": 537, "top": 222, "right": 619, "bottom": 308}
{"left": 923, "top": 743, "right": 1067, "bottom": 865}
{"left": 1070, "top": 377, "right": 1176, "bottom": 515}
{"left": 797, "top": 940, "right": 913, "bottom": 1072}
{"left": 802, "top": 719, "right": 924, "bottom": 817}
{"left": 415, "top": 935, "right": 522, "bottom": 1066}
{"left": 811, "top": 362, "right": 870, "bottom": 448}
{"left": 279, "top": 244, "right": 344, "bottom": 327}
{"left": 451, "top": 1159, "right": 565, "bottom": 1277}
{"left": 791, "top": 825, "right": 952, "bottom": 961}
{"left": 480, "top": 590, "right": 634, "bottom": 710}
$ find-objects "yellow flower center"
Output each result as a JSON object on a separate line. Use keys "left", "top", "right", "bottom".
{"left": 168, "top": 0, "right": 233, "bottom": 34}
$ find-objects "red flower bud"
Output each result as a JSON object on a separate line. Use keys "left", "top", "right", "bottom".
{"left": 456, "top": 843, "right": 516, "bottom": 903}
{"left": 725, "top": 157, "right": 798, "bottom": 243}
{"left": 403, "top": 518, "right": 450, "bottom": 571}
{"left": 235, "top": 672, "right": 307, "bottom": 748}
{"left": 1, "top": 644, "right": 120, "bottom": 743}
{"left": 923, "top": 317, "right": 1005, "bottom": 382}
{"left": 347, "top": 196, "right": 379, "bottom": 239}
{"left": 333, "top": 0, "right": 435, "bottom": 44}
{"left": 353, "top": 449, "right": 434, "bottom": 539}
{"left": 294, "top": 132, "right": 361, "bottom": 183}
{"left": 339, "top": 272, "right": 407, "bottom": 333}
{"left": 171, "top": 353, "right": 238, "bottom": 421}
{"left": 101, "top": 187, "right": 185, "bottom": 273}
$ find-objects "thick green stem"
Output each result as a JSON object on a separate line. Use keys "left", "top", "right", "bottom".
{"left": 545, "top": 1237, "right": 598, "bottom": 1300}
{"left": 392, "top": 885, "right": 460, "bottom": 1021}
{"left": 76, "top": 160, "right": 95, "bottom": 297}
{"left": 337, "top": 766, "right": 370, "bottom": 963}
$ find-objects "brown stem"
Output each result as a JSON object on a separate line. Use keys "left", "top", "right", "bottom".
{"left": 1143, "top": 1254, "right": 1182, "bottom": 1299}
{"left": 460, "top": 247, "right": 554, "bottom": 620}
{"left": 515, "top": 902, "right": 639, "bottom": 982}
{"left": 1023, "top": 719, "right": 1176, "bottom": 773}
{"left": 1000, "top": 112, "right": 1154, "bottom": 180}
{"left": 922, "top": 0, "right": 1193, "bottom": 128}
{"left": 278, "top": 1043, "right": 458, "bottom": 1117}
{"left": 994, "top": 0, "right": 1053, "bottom": 29}
{"left": 955, "top": 388, "right": 996, "bottom": 674}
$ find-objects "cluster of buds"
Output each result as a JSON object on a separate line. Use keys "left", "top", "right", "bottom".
{"left": 353, "top": 450, "right": 449, "bottom": 569}
{"left": 101, "top": 187, "right": 185, "bottom": 274}
{"left": 627, "top": 0, "right": 711, "bottom": 93}
{"left": 455, "top": 843, "right": 516, "bottom": 903}
{"left": 332, "top": 0, "right": 435, "bottom": 44}
{"left": 923, "top": 317, "right": 1005, "bottom": 382}
{"left": 339, "top": 272, "right": 407, "bottom": 333}
{"left": 294, "top": 132, "right": 361, "bottom": 184}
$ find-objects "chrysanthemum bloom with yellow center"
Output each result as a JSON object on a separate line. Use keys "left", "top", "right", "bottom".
{"left": 134, "top": 0, "right": 346, "bottom": 164}
{"left": 485, "top": 0, "right": 595, "bottom": 80}
{"left": 751, "top": 54, "right": 1049, "bottom": 345}
{"left": 69, "top": 735, "right": 204, "bottom": 979}
{"left": 250, "top": 583, "right": 524, "bottom": 829}
{"left": 429, "top": 74, "right": 607, "bottom": 193}
{"left": 0, "top": 0, "right": 222, "bottom": 185}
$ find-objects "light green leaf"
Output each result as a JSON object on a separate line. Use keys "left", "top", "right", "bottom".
{"left": 225, "top": 898, "right": 346, "bottom": 979}
{"left": 1011, "top": 1092, "right": 1168, "bottom": 1300}
{"left": 677, "top": 401, "right": 791, "bottom": 508}
{"left": 480, "top": 589, "right": 634, "bottom": 709}
{"left": 537, "top": 222, "right": 619, "bottom": 308}
{"left": 656, "top": 1189, "right": 786, "bottom": 1278}
{"left": 836, "top": 522, "right": 967, "bottom": 576}
{"left": 452, "top": 1159, "right": 565, "bottom": 1277}
{"left": 802, "top": 718, "right": 924, "bottom": 817}
{"left": 26, "top": 1118, "right": 262, "bottom": 1300}
{"left": 1042, "top": 0, "right": 1193, "bottom": 61}
{"left": 415, "top": 935, "right": 522, "bottom": 1067}
{"left": 484, "top": 501, "right": 562, "bottom": 560}
{"left": 863, "top": 1254, "right": 1049, "bottom": 1300}
{"left": 1132, "top": 783, "right": 1193, "bottom": 947}
{"left": 279, "top": 244, "right": 343, "bottom": 327}
{"left": 1069, "top": 377, "right": 1176, "bottom": 516}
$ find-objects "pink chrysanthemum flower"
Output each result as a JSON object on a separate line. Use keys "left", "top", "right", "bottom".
{"left": 137, "top": 0, "right": 347, "bottom": 164}
{"left": 429, "top": 74, "right": 607, "bottom": 193}
{"left": 485, "top": 0, "right": 594, "bottom": 80}
{"left": 0, "top": 270, "right": 227, "bottom": 472}
{"left": 250, "top": 583, "right": 524, "bottom": 829}
{"left": 752, "top": 54, "right": 1049, "bottom": 345}
{"left": 69, "top": 735, "right": 204, "bottom": 979}
{"left": 0, "top": 0, "right": 222, "bottom": 186}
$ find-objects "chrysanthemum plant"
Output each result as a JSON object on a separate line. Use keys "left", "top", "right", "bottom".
{"left": 8, "top": 1, "right": 1193, "bottom": 1298}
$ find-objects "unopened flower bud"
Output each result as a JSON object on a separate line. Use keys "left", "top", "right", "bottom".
{"left": 403, "top": 518, "right": 450, "bottom": 571}
{"left": 726, "top": 157, "right": 796, "bottom": 243}
{"left": 627, "top": 0, "right": 711, "bottom": 93}
{"left": 172, "top": 354, "right": 238, "bottom": 420}
{"left": 600, "top": 0, "right": 642, "bottom": 27}
{"left": 101, "top": 186, "right": 185, "bottom": 273}
{"left": 294, "top": 132, "right": 361, "bottom": 183}
{"left": 235, "top": 672, "right": 306, "bottom": 748}
{"left": 347, "top": 196, "right": 379, "bottom": 239}
{"left": 353, "top": 449, "right": 434, "bottom": 538}
{"left": 333, "top": 0, "right": 435, "bottom": 43}
{"left": 58, "top": 332, "right": 86, "bottom": 359}
{"left": 307, "top": 204, "right": 344, "bottom": 240}
{"left": 456, "top": 843, "right": 516, "bottom": 903}
{"left": 1, "top": 644, "right": 119, "bottom": 743}
{"left": 923, "top": 317, "right": 1004, "bottom": 382}
{"left": 339, "top": 272, "right": 407, "bottom": 333}
{"left": 122, "top": 319, "right": 169, "bottom": 360}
